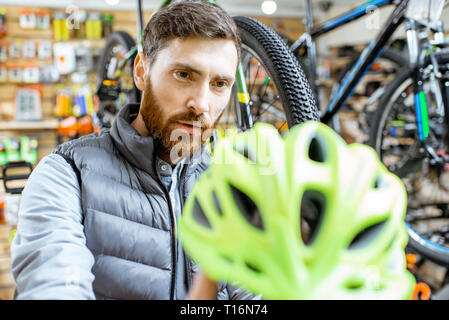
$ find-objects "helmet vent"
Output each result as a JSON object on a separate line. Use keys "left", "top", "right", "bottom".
{"left": 308, "top": 136, "right": 326, "bottom": 163}
{"left": 222, "top": 255, "right": 233, "bottom": 264}
{"left": 348, "top": 220, "right": 387, "bottom": 250}
{"left": 300, "top": 190, "right": 326, "bottom": 246}
{"left": 344, "top": 278, "right": 365, "bottom": 291}
{"left": 245, "top": 261, "right": 261, "bottom": 274}
{"left": 373, "top": 175, "right": 385, "bottom": 189}
{"left": 230, "top": 185, "right": 265, "bottom": 231}
{"left": 212, "top": 191, "right": 223, "bottom": 216}
{"left": 193, "top": 198, "right": 212, "bottom": 229}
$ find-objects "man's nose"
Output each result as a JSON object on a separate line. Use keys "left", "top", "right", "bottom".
{"left": 188, "top": 83, "right": 210, "bottom": 115}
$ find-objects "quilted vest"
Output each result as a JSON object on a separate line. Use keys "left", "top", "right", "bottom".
{"left": 52, "top": 104, "right": 232, "bottom": 299}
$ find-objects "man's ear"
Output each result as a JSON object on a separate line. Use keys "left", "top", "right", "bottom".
{"left": 133, "top": 52, "right": 146, "bottom": 91}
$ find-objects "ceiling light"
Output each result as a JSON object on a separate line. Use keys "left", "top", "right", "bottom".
{"left": 261, "top": 1, "right": 277, "bottom": 15}
{"left": 105, "top": 0, "right": 120, "bottom": 6}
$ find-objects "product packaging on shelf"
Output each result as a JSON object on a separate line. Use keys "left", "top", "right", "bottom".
{"left": 14, "top": 85, "right": 42, "bottom": 121}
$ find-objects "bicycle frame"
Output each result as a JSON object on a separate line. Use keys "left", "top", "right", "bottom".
{"left": 291, "top": 0, "right": 409, "bottom": 124}
{"left": 294, "top": 0, "right": 449, "bottom": 163}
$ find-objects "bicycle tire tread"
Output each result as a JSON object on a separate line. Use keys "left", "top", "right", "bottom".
{"left": 233, "top": 16, "right": 319, "bottom": 126}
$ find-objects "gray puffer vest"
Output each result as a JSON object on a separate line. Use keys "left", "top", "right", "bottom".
{"left": 53, "top": 104, "right": 253, "bottom": 300}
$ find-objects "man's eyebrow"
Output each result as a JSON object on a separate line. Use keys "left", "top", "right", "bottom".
{"left": 171, "top": 63, "right": 235, "bottom": 81}
{"left": 171, "top": 63, "right": 202, "bottom": 75}
{"left": 215, "top": 74, "right": 235, "bottom": 82}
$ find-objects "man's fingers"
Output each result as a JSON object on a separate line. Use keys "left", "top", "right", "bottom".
{"left": 187, "top": 270, "right": 218, "bottom": 300}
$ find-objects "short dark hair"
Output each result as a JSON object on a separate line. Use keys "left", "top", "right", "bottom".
{"left": 142, "top": 0, "right": 241, "bottom": 65}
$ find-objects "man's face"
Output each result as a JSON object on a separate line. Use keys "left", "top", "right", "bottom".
{"left": 137, "top": 36, "right": 238, "bottom": 162}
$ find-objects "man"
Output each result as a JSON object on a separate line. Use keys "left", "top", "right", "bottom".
{"left": 11, "top": 0, "right": 255, "bottom": 300}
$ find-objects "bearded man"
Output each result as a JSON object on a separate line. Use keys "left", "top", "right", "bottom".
{"left": 11, "top": 0, "right": 256, "bottom": 300}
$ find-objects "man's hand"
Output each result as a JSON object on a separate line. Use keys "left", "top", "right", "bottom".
{"left": 187, "top": 270, "right": 217, "bottom": 300}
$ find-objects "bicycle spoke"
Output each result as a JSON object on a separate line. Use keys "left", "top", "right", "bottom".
{"left": 256, "top": 81, "right": 271, "bottom": 117}
{"left": 249, "top": 62, "right": 261, "bottom": 95}
{"left": 260, "top": 79, "right": 270, "bottom": 101}
{"left": 253, "top": 95, "right": 282, "bottom": 122}
{"left": 229, "top": 49, "right": 286, "bottom": 131}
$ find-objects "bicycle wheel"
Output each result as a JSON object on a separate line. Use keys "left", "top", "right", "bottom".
{"left": 217, "top": 16, "right": 318, "bottom": 137}
{"left": 96, "top": 31, "right": 141, "bottom": 128}
{"left": 369, "top": 49, "right": 449, "bottom": 266}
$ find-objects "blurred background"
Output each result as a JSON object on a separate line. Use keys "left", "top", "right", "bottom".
{"left": 0, "top": 0, "right": 447, "bottom": 300}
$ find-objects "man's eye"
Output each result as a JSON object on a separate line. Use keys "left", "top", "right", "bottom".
{"left": 175, "top": 71, "right": 190, "bottom": 79}
{"left": 214, "top": 81, "right": 228, "bottom": 88}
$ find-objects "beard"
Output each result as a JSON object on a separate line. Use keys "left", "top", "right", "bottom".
{"left": 140, "top": 79, "right": 222, "bottom": 163}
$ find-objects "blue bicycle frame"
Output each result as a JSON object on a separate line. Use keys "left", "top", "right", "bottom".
{"left": 291, "top": 0, "right": 407, "bottom": 124}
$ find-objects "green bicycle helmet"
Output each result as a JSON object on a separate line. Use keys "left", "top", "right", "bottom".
{"left": 178, "top": 121, "right": 415, "bottom": 300}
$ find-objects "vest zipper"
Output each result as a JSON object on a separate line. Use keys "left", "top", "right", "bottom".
{"left": 156, "top": 177, "right": 177, "bottom": 300}
{"left": 179, "top": 166, "right": 194, "bottom": 290}
{"left": 166, "top": 190, "right": 178, "bottom": 300}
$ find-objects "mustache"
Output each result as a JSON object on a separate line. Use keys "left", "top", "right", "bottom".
{"left": 168, "top": 111, "right": 210, "bottom": 129}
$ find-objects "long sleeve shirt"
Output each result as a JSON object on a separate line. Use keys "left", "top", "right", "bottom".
{"left": 11, "top": 153, "right": 187, "bottom": 299}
